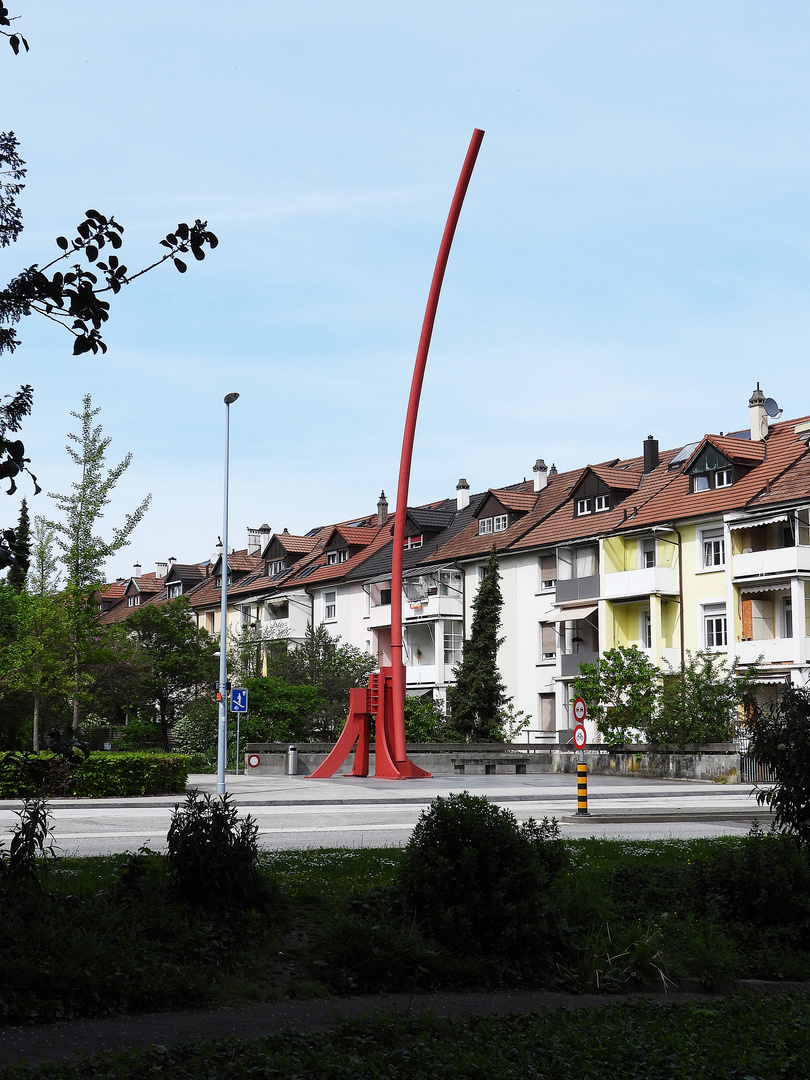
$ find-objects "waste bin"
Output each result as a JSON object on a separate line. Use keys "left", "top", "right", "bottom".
{"left": 287, "top": 745, "right": 298, "bottom": 775}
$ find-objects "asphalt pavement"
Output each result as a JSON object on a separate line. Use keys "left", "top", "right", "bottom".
{"left": 0, "top": 771, "right": 773, "bottom": 856}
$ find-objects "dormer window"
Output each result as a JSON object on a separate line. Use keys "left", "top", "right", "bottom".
{"left": 478, "top": 515, "right": 509, "bottom": 534}
{"left": 576, "top": 499, "right": 592, "bottom": 516}
{"left": 127, "top": 595, "right": 140, "bottom": 607}
{"left": 404, "top": 534, "right": 423, "bottom": 550}
{"left": 689, "top": 445, "right": 735, "bottom": 493}
{"left": 267, "top": 559, "right": 285, "bottom": 576}
{"left": 167, "top": 582, "right": 182, "bottom": 599}
{"left": 479, "top": 517, "right": 493, "bottom": 535}
{"left": 326, "top": 549, "right": 349, "bottom": 565}
{"left": 594, "top": 494, "right": 610, "bottom": 512}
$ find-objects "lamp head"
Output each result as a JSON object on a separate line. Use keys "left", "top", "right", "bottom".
{"left": 224, "top": 392, "right": 240, "bottom": 405}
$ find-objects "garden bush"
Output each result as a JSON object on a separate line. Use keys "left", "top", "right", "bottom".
{"left": 400, "top": 791, "right": 565, "bottom": 957}
{"left": 0, "top": 751, "right": 188, "bottom": 798}
{"left": 167, "top": 791, "right": 272, "bottom": 913}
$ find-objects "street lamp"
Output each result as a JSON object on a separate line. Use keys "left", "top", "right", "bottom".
{"left": 217, "top": 392, "right": 239, "bottom": 796}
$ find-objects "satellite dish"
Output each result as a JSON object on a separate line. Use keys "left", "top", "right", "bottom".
{"left": 764, "top": 397, "right": 782, "bottom": 418}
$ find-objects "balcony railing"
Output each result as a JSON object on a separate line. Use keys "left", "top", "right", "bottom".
{"left": 603, "top": 566, "right": 680, "bottom": 600}
{"left": 736, "top": 638, "right": 795, "bottom": 665}
{"left": 366, "top": 592, "right": 463, "bottom": 629}
{"left": 556, "top": 575, "right": 600, "bottom": 604}
{"left": 561, "top": 650, "right": 598, "bottom": 677}
{"left": 733, "top": 546, "right": 810, "bottom": 579}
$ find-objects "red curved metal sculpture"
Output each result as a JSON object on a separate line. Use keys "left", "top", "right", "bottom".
{"left": 310, "top": 128, "right": 484, "bottom": 780}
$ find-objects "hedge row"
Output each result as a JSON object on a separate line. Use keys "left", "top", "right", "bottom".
{"left": 0, "top": 751, "right": 189, "bottom": 799}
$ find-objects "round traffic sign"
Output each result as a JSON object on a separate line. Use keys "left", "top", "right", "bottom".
{"left": 573, "top": 696, "right": 587, "bottom": 723}
{"left": 247, "top": 754, "right": 261, "bottom": 769}
{"left": 573, "top": 724, "right": 587, "bottom": 750}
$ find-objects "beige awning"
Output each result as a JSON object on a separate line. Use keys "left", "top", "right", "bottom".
{"left": 548, "top": 604, "right": 598, "bottom": 623}
{"left": 728, "top": 514, "right": 788, "bottom": 531}
{"left": 738, "top": 582, "right": 791, "bottom": 595}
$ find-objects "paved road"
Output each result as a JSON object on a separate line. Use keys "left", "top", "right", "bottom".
{"left": 0, "top": 773, "right": 773, "bottom": 856}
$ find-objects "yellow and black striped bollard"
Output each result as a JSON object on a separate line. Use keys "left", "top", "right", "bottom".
{"left": 577, "top": 751, "right": 588, "bottom": 815}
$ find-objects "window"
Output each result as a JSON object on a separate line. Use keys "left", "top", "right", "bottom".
{"left": 690, "top": 445, "right": 734, "bottom": 492}
{"left": 478, "top": 517, "right": 493, "bottom": 535}
{"left": 540, "top": 622, "right": 557, "bottom": 661}
{"left": 574, "top": 545, "right": 598, "bottom": 578}
{"left": 784, "top": 598, "right": 793, "bottom": 639}
{"left": 404, "top": 534, "right": 423, "bottom": 549}
{"left": 702, "top": 528, "right": 725, "bottom": 568}
{"left": 594, "top": 494, "right": 610, "bottom": 512}
{"left": 694, "top": 475, "right": 710, "bottom": 492}
{"left": 167, "top": 582, "right": 182, "bottom": 599}
{"left": 444, "top": 622, "right": 463, "bottom": 665}
{"left": 439, "top": 570, "right": 462, "bottom": 595}
{"left": 477, "top": 565, "right": 487, "bottom": 585}
{"left": 540, "top": 553, "right": 557, "bottom": 590}
{"left": 704, "top": 603, "right": 727, "bottom": 648}
{"left": 324, "top": 590, "right": 336, "bottom": 620}
{"left": 642, "top": 538, "right": 656, "bottom": 568}
{"left": 493, "top": 514, "right": 508, "bottom": 532}
{"left": 715, "top": 468, "right": 733, "bottom": 488}
{"left": 576, "top": 498, "right": 592, "bottom": 516}
{"left": 267, "top": 599, "right": 289, "bottom": 620}
{"left": 641, "top": 610, "right": 652, "bottom": 649}
{"left": 326, "top": 549, "right": 348, "bottom": 565}
{"left": 539, "top": 693, "right": 555, "bottom": 733}
{"left": 267, "top": 559, "right": 285, "bottom": 576}
{"left": 127, "top": 595, "right": 136, "bottom": 607}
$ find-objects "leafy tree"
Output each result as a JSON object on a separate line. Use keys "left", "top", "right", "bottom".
{"left": 447, "top": 547, "right": 510, "bottom": 742}
{"left": 403, "top": 695, "right": 461, "bottom": 743}
{"left": 572, "top": 645, "right": 660, "bottom": 745}
{"left": 47, "top": 395, "right": 151, "bottom": 729}
{"left": 237, "top": 677, "right": 324, "bottom": 743}
{"left": 0, "top": 26, "right": 216, "bottom": 571}
{"left": 270, "top": 622, "right": 376, "bottom": 738}
{"left": 749, "top": 685, "right": 810, "bottom": 845}
{"left": 228, "top": 622, "right": 289, "bottom": 683}
{"left": 124, "top": 597, "right": 218, "bottom": 748}
{"left": 5, "top": 497, "right": 28, "bottom": 591}
{"left": 2, "top": 517, "right": 72, "bottom": 748}
{"left": 651, "top": 652, "right": 760, "bottom": 746}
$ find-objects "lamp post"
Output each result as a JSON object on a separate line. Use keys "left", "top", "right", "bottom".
{"left": 217, "top": 392, "right": 239, "bottom": 797}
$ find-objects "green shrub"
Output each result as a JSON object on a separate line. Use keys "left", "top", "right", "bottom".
{"left": 170, "top": 697, "right": 218, "bottom": 754}
{"left": 72, "top": 753, "right": 189, "bottom": 797}
{"left": 167, "top": 791, "right": 270, "bottom": 912}
{"left": 118, "top": 718, "right": 164, "bottom": 750}
{"left": 749, "top": 684, "right": 810, "bottom": 843}
{"left": 0, "top": 797, "right": 53, "bottom": 896}
{"left": 400, "top": 791, "right": 564, "bottom": 956}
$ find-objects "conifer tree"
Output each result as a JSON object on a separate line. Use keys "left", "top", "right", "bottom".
{"left": 6, "top": 496, "right": 29, "bottom": 591}
{"left": 447, "top": 546, "right": 509, "bottom": 742}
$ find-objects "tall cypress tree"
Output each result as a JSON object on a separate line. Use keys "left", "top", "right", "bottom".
{"left": 447, "top": 546, "right": 508, "bottom": 742}
{"left": 6, "top": 497, "right": 29, "bottom": 592}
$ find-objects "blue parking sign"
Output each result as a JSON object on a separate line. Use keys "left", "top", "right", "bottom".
{"left": 230, "top": 687, "right": 248, "bottom": 713}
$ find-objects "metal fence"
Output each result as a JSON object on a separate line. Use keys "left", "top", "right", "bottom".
{"left": 739, "top": 753, "right": 778, "bottom": 785}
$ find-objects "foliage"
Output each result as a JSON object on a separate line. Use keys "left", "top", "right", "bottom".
{"left": 227, "top": 622, "right": 289, "bottom": 683}
{"left": 5, "top": 495, "right": 28, "bottom": 590}
{"left": 116, "top": 719, "right": 164, "bottom": 751}
{"left": 446, "top": 547, "right": 511, "bottom": 742}
{"left": 749, "top": 684, "right": 810, "bottom": 844}
{"left": 0, "top": 796, "right": 52, "bottom": 896}
{"left": 651, "top": 651, "right": 759, "bottom": 745}
{"left": 400, "top": 791, "right": 565, "bottom": 956}
{"left": 0, "top": 750, "right": 187, "bottom": 798}
{"left": 403, "top": 695, "right": 461, "bottom": 742}
{"left": 269, "top": 623, "right": 375, "bottom": 738}
{"left": 237, "top": 677, "right": 323, "bottom": 743}
{"left": 572, "top": 646, "right": 659, "bottom": 744}
{"left": 167, "top": 791, "right": 268, "bottom": 913}
{"left": 123, "top": 597, "right": 218, "bottom": 747}
{"left": 170, "top": 697, "right": 219, "bottom": 755}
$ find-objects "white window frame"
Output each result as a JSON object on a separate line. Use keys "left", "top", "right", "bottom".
{"left": 594, "top": 494, "right": 610, "bottom": 512}
{"left": 694, "top": 475, "right": 710, "bottom": 493}
{"left": 443, "top": 622, "right": 463, "bottom": 666}
{"left": 404, "top": 534, "right": 423, "bottom": 550}
{"left": 540, "top": 622, "right": 557, "bottom": 661}
{"left": 478, "top": 517, "right": 493, "bottom": 535}
{"left": 326, "top": 549, "right": 348, "bottom": 565}
{"left": 703, "top": 603, "right": 727, "bottom": 649}
{"left": 715, "top": 468, "right": 733, "bottom": 488}
{"left": 493, "top": 514, "right": 508, "bottom": 532}
{"left": 324, "top": 590, "right": 337, "bottom": 621}
{"left": 702, "top": 527, "right": 725, "bottom": 569}
{"left": 576, "top": 498, "right": 592, "bottom": 516}
{"left": 640, "top": 609, "right": 652, "bottom": 649}
{"left": 641, "top": 538, "right": 656, "bottom": 569}
{"left": 167, "top": 582, "right": 182, "bottom": 599}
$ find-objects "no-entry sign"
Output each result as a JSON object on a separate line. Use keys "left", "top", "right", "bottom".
{"left": 573, "top": 696, "right": 587, "bottom": 723}
{"left": 573, "top": 724, "right": 587, "bottom": 750}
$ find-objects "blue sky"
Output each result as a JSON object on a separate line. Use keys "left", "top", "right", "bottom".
{"left": 3, "top": 2, "right": 810, "bottom": 580}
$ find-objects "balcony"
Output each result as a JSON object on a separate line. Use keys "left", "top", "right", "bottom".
{"left": 556, "top": 575, "right": 600, "bottom": 604}
{"left": 405, "top": 663, "right": 437, "bottom": 687}
{"left": 561, "top": 650, "right": 598, "bottom": 677}
{"left": 366, "top": 592, "right": 463, "bottom": 629}
{"left": 736, "top": 638, "right": 795, "bottom": 665}
{"left": 603, "top": 566, "right": 680, "bottom": 600}
{"left": 733, "top": 546, "right": 810, "bottom": 580}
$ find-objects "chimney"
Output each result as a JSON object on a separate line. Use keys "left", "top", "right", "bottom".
{"left": 213, "top": 538, "right": 223, "bottom": 564}
{"left": 548, "top": 463, "right": 558, "bottom": 477}
{"left": 533, "top": 458, "right": 548, "bottom": 493}
{"left": 246, "top": 526, "right": 262, "bottom": 556}
{"left": 133, "top": 562, "right": 142, "bottom": 578}
{"left": 169, "top": 556, "right": 177, "bottom": 567}
{"left": 749, "top": 383, "right": 768, "bottom": 442}
{"left": 155, "top": 560, "right": 168, "bottom": 579}
{"left": 456, "top": 478, "right": 470, "bottom": 511}
{"left": 377, "top": 490, "right": 389, "bottom": 526}
{"left": 259, "top": 523, "right": 271, "bottom": 553}
{"left": 643, "top": 436, "right": 659, "bottom": 474}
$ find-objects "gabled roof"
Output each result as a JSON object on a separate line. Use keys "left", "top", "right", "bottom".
{"left": 484, "top": 488, "right": 537, "bottom": 513}
{"left": 273, "top": 533, "right": 318, "bottom": 555}
{"left": 584, "top": 463, "right": 644, "bottom": 490}
{"left": 325, "top": 524, "right": 379, "bottom": 548}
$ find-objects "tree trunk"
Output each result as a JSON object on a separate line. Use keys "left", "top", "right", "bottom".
{"left": 33, "top": 690, "right": 40, "bottom": 751}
